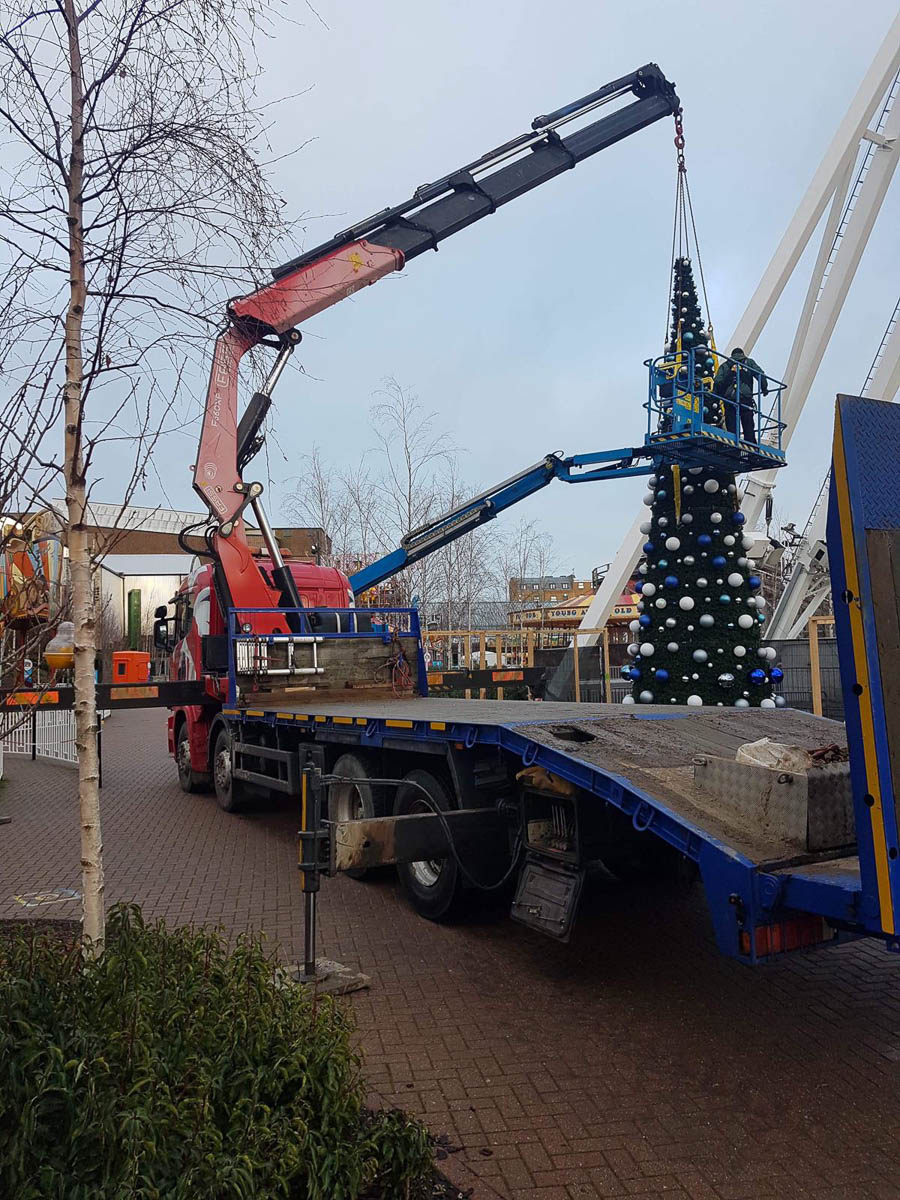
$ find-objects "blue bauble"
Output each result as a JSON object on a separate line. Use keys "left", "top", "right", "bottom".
{"left": 643, "top": 542, "right": 655, "bottom": 554}
{"left": 712, "top": 555, "right": 726, "bottom": 569}
{"left": 697, "top": 534, "right": 712, "bottom": 547}
{"left": 770, "top": 667, "right": 784, "bottom": 682}
{"left": 664, "top": 575, "right": 679, "bottom": 588}
{"left": 629, "top": 668, "right": 641, "bottom": 680}
{"left": 657, "top": 490, "right": 668, "bottom": 500}
{"left": 658, "top": 558, "right": 669, "bottom": 569}
{"left": 654, "top": 668, "right": 669, "bottom": 682}
{"left": 748, "top": 575, "right": 761, "bottom": 590}
{"left": 732, "top": 512, "right": 746, "bottom": 525}
{"left": 749, "top": 668, "right": 767, "bottom": 686}
{"left": 639, "top": 614, "right": 652, "bottom": 627}
{"left": 719, "top": 594, "right": 731, "bottom": 604}
{"left": 635, "top": 580, "right": 644, "bottom": 593}
{"left": 683, "top": 331, "right": 694, "bottom": 343}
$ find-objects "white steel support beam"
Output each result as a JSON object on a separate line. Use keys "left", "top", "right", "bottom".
{"left": 729, "top": 12, "right": 900, "bottom": 354}
{"left": 769, "top": 298, "right": 900, "bottom": 639}
{"left": 767, "top": 497, "right": 830, "bottom": 639}
{"left": 869, "top": 302, "right": 900, "bottom": 400}
{"left": 582, "top": 17, "right": 900, "bottom": 639}
{"left": 743, "top": 93, "right": 900, "bottom": 531}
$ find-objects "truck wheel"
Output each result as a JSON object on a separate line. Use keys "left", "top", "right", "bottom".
{"left": 394, "top": 769, "right": 464, "bottom": 922}
{"left": 329, "top": 753, "right": 386, "bottom": 881}
{"left": 176, "top": 722, "right": 211, "bottom": 794}
{"left": 212, "top": 727, "right": 248, "bottom": 813}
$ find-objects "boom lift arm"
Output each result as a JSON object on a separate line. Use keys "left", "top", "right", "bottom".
{"left": 349, "top": 447, "right": 656, "bottom": 595}
{"left": 191, "top": 65, "right": 680, "bottom": 624}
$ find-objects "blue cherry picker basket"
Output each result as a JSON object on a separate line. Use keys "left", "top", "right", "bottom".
{"left": 644, "top": 347, "right": 786, "bottom": 472}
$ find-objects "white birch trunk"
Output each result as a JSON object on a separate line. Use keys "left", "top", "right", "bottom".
{"left": 63, "top": 0, "right": 104, "bottom": 956}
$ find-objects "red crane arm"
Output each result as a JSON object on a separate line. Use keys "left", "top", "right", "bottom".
{"left": 189, "top": 65, "right": 680, "bottom": 622}
{"left": 194, "top": 241, "right": 402, "bottom": 533}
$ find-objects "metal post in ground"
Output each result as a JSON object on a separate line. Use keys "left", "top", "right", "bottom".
{"left": 298, "top": 762, "right": 323, "bottom": 982}
{"left": 303, "top": 890, "right": 317, "bottom": 980}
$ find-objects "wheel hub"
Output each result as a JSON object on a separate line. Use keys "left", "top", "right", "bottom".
{"left": 177, "top": 737, "right": 192, "bottom": 777}
{"left": 215, "top": 747, "right": 231, "bottom": 793}
{"left": 410, "top": 857, "right": 443, "bottom": 888}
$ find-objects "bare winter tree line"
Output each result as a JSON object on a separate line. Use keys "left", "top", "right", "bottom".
{"left": 0, "top": 0, "right": 298, "bottom": 951}
{"left": 283, "top": 378, "right": 559, "bottom": 630}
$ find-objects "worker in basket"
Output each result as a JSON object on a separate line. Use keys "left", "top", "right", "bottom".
{"left": 714, "top": 347, "right": 768, "bottom": 444}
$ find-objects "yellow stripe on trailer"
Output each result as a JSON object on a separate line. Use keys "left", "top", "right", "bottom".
{"left": 333, "top": 716, "right": 353, "bottom": 725}
{"left": 245, "top": 709, "right": 264, "bottom": 717}
{"left": 833, "top": 407, "right": 894, "bottom": 934}
{"left": 385, "top": 719, "right": 414, "bottom": 729}
{"left": 430, "top": 721, "right": 447, "bottom": 731}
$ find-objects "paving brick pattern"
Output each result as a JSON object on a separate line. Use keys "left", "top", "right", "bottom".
{"left": 2, "top": 709, "right": 900, "bottom": 1198}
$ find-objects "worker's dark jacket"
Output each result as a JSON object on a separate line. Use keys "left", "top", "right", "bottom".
{"left": 713, "top": 357, "right": 768, "bottom": 403}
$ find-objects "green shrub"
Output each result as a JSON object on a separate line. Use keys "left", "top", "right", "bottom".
{"left": 0, "top": 905, "right": 432, "bottom": 1199}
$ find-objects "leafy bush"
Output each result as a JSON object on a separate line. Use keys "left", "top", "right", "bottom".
{"left": 0, "top": 905, "right": 432, "bottom": 1199}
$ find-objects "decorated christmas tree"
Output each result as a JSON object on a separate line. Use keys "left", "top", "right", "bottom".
{"left": 625, "top": 258, "right": 784, "bottom": 708}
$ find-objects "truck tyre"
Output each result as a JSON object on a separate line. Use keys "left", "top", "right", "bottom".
{"left": 394, "top": 769, "right": 464, "bottom": 922}
{"left": 176, "top": 722, "right": 211, "bottom": 794}
{"left": 329, "top": 753, "right": 386, "bottom": 881}
{"left": 212, "top": 727, "right": 248, "bottom": 813}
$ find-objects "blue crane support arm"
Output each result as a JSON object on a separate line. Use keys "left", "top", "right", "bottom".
{"left": 348, "top": 447, "right": 654, "bottom": 595}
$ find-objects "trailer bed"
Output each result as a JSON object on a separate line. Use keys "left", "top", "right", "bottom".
{"left": 230, "top": 698, "right": 849, "bottom": 865}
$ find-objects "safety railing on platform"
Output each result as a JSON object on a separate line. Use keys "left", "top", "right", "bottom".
{"left": 645, "top": 347, "right": 787, "bottom": 469}
{"left": 226, "top": 607, "right": 425, "bottom": 703}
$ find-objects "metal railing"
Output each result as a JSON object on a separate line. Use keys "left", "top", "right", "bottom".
{"left": 226, "top": 607, "right": 424, "bottom": 703}
{"left": 424, "top": 618, "right": 840, "bottom": 712}
{"left": 646, "top": 347, "right": 786, "bottom": 453}
{"left": 0, "top": 708, "right": 79, "bottom": 768}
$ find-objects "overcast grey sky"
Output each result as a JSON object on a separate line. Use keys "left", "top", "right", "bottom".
{"left": 119, "top": 0, "right": 900, "bottom": 576}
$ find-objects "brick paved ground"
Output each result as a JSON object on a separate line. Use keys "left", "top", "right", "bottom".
{"left": 3, "top": 708, "right": 900, "bottom": 1199}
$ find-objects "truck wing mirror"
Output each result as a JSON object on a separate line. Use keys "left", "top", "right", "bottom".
{"left": 154, "top": 604, "right": 168, "bottom": 619}
{"left": 153, "top": 618, "right": 170, "bottom": 650}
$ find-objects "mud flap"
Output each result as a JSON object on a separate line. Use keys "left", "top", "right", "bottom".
{"left": 511, "top": 856, "right": 585, "bottom": 941}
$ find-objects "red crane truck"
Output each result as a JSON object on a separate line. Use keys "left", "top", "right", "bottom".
{"left": 149, "top": 67, "right": 898, "bottom": 970}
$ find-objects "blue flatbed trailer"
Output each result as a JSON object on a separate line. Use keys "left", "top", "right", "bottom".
{"left": 216, "top": 394, "right": 900, "bottom": 965}
{"left": 221, "top": 695, "right": 860, "bottom": 963}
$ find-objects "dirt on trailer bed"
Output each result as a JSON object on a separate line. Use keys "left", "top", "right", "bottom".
{"left": 515, "top": 707, "right": 849, "bottom": 864}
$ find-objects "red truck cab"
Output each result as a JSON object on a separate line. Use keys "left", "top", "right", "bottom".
{"left": 162, "top": 556, "right": 352, "bottom": 790}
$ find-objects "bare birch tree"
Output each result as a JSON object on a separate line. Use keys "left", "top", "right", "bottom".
{"left": 1, "top": 0, "right": 291, "bottom": 953}
{"left": 367, "top": 379, "right": 455, "bottom": 611}
{"left": 491, "top": 518, "right": 558, "bottom": 624}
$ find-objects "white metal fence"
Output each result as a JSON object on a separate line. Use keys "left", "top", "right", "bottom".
{"left": 0, "top": 709, "right": 80, "bottom": 771}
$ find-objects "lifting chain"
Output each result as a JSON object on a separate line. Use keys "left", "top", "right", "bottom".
{"left": 673, "top": 109, "right": 686, "bottom": 173}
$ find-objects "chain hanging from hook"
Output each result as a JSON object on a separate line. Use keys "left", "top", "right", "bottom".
{"left": 666, "top": 109, "right": 714, "bottom": 353}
